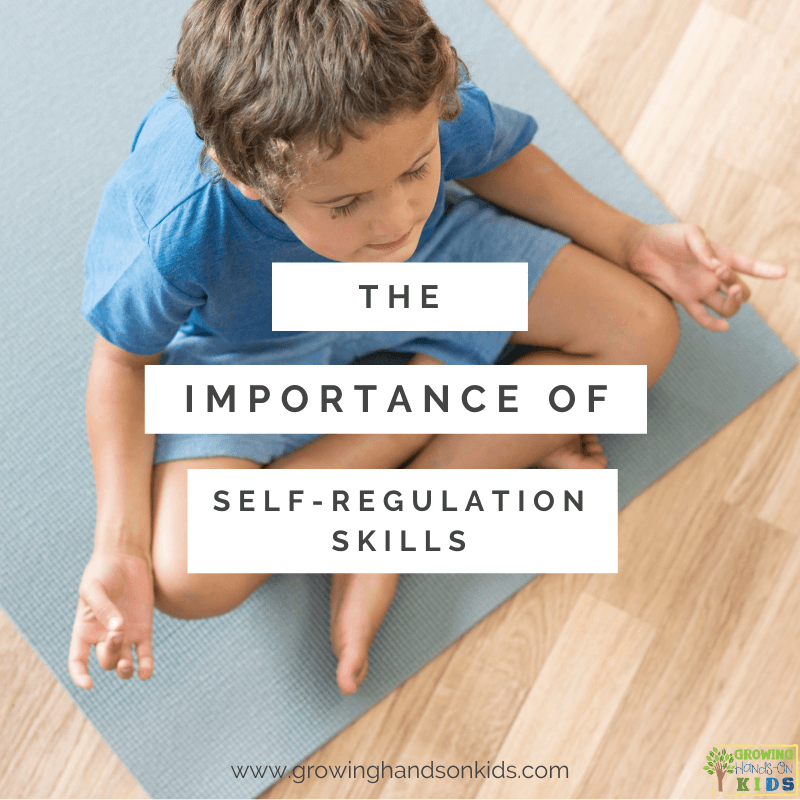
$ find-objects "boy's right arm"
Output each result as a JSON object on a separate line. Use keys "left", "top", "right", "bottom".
{"left": 68, "top": 336, "right": 163, "bottom": 689}
{"left": 87, "top": 335, "right": 162, "bottom": 554}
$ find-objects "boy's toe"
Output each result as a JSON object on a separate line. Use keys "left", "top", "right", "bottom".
{"left": 336, "top": 645, "right": 369, "bottom": 695}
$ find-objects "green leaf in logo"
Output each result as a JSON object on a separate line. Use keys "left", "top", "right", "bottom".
{"left": 727, "top": 770, "right": 734, "bottom": 774}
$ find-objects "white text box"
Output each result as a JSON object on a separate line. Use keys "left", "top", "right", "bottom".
{"left": 187, "top": 469, "right": 618, "bottom": 573}
{"left": 271, "top": 262, "right": 529, "bottom": 330}
{"left": 145, "top": 364, "right": 647, "bottom": 434}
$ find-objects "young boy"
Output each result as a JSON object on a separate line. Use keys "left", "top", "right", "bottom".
{"left": 70, "top": 0, "right": 785, "bottom": 696}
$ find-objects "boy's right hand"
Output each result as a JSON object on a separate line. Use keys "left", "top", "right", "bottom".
{"left": 69, "top": 549, "right": 154, "bottom": 689}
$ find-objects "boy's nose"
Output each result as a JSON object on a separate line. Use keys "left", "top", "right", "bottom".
{"left": 369, "top": 190, "right": 415, "bottom": 241}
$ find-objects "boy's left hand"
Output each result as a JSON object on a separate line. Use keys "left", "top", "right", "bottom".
{"left": 626, "top": 223, "right": 787, "bottom": 332}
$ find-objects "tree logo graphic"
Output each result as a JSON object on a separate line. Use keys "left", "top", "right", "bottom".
{"left": 705, "top": 747, "right": 734, "bottom": 792}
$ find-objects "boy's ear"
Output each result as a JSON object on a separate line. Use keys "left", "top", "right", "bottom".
{"left": 207, "top": 148, "right": 262, "bottom": 201}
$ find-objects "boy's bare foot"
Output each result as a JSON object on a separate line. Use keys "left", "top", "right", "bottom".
{"left": 533, "top": 434, "right": 608, "bottom": 469}
{"left": 329, "top": 573, "right": 399, "bottom": 695}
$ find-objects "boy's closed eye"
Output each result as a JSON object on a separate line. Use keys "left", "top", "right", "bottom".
{"left": 275, "top": 100, "right": 442, "bottom": 262}
{"left": 329, "top": 161, "right": 432, "bottom": 219}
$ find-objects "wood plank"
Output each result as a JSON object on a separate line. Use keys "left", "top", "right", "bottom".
{"left": 669, "top": 538, "right": 800, "bottom": 797}
{"left": 567, "top": 0, "right": 702, "bottom": 147}
{"left": 475, "top": 592, "right": 654, "bottom": 799}
{"left": 712, "top": 7, "right": 800, "bottom": 199}
{"left": 585, "top": 372, "right": 788, "bottom": 626}
{"left": 579, "top": 505, "right": 795, "bottom": 797}
{"left": 378, "top": 575, "right": 589, "bottom": 799}
{"left": 722, "top": 283, "right": 800, "bottom": 532}
{"left": 706, "top": 0, "right": 754, "bottom": 18}
{"left": 263, "top": 633, "right": 458, "bottom": 799}
{"left": 0, "top": 611, "right": 146, "bottom": 799}
{"left": 745, "top": 0, "right": 794, "bottom": 30}
{"left": 710, "top": 0, "right": 793, "bottom": 31}
{"left": 508, "top": 0, "right": 617, "bottom": 90}
{"left": 624, "top": 4, "right": 757, "bottom": 217}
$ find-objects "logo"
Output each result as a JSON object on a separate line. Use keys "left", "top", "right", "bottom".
{"left": 705, "top": 745, "right": 797, "bottom": 796}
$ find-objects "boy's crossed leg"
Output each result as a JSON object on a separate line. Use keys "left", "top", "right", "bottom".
{"left": 151, "top": 241, "right": 680, "bottom": 693}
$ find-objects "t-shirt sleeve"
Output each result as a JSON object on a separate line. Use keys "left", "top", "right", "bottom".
{"left": 440, "top": 82, "right": 538, "bottom": 181}
{"left": 81, "top": 178, "right": 206, "bottom": 355}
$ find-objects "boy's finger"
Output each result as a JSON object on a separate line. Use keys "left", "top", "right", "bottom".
{"left": 117, "top": 644, "right": 135, "bottom": 679}
{"left": 734, "top": 277, "right": 750, "bottom": 302}
{"left": 68, "top": 633, "right": 94, "bottom": 690}
{"left": 684, "top": 225, "right": 720, "bottom": 270}
{"left": 713, "top": 265, "right": 751, "bottom": 302}
{"left": 135, "top": 640, "right": 154, "bottom": 680}
{"left": 687, "top": 300, "right": 728, "bottom": 332}
{"left": 96, "top": 631, "right": 124, "bottom": 671}
{"left": 704, "top": 288, "right": 740, "bottom": 318}
{"left": 749, "top": 260, "right": 787, "bottom": 278}
{"left": 711, "top": 243, "right": 786, "bottom": 279}
{"left": 734, "top": 256, "right": 786, "bottom": 280}
{"left": 79, "top": 579, "right": 124, "bottom": 633}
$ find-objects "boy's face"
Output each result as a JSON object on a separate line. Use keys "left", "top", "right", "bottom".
{"left": 221, "top": 101, "right": 442, "bottom": 262}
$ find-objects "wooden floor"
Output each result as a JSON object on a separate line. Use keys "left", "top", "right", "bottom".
{"left": 3, "top": 0, "right": 800, "bottom": 797}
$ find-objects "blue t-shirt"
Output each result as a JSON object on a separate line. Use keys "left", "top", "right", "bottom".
{"left": 82, "top": 82, "right": 538, "bottom": 355}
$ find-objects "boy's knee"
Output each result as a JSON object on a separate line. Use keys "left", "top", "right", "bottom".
{"left": 635, "top": 287, "right": 680, "bottom": 386}
{"left": 153, "top": 564, "right": 215, "bottom": 619}
{"left": 151, "top": 456, "right": 265, "bottom": 619}
{"left": 153, "top": 560, "right": 267, "bottom": 620}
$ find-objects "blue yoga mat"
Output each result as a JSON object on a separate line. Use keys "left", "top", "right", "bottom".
{"left": 0, "top": 1, "right": 796, "bottom": 798}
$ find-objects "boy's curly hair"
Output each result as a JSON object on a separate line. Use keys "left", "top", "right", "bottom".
{"left": 172, "top": 0, "right": 468, "bottom": 213}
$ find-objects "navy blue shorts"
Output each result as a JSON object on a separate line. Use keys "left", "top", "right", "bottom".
{"left": 153, "top": 190, "right": 570, "bottom": 465}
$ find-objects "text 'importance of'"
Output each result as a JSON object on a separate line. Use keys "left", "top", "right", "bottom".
{"left": 145, "top": 364, "right": 647, "bottom": 434}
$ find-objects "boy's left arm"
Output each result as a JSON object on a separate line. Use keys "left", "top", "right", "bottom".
{"left": 457, "top": 144, "right": 786, "bottom": 332}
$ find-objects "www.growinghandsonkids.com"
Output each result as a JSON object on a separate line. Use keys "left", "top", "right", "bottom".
{"left": 231, "top": 760, "right": 568, "bottom": 784}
